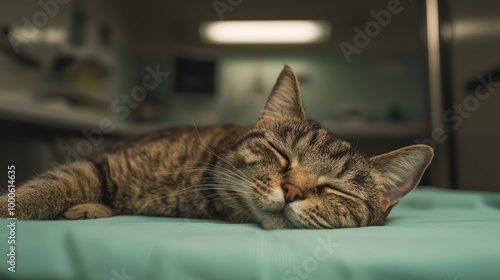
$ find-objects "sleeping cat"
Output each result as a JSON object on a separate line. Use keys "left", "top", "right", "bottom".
{"left": 0, "top": 66, "right": 433, "bottom": 229}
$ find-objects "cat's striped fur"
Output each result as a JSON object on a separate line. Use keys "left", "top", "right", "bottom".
{"left": 0, "top": 66, "right": 433, "bottom": 229}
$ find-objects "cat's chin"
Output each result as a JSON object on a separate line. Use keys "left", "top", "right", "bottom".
{"left": 260, "top": 213, "right": 292, "bottom": 230}
{"left": 258, "top": 208, "right": 305, "bottom": 229}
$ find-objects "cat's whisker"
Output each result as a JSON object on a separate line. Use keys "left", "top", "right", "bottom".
{"left": 193, "top": 123, "right": 252, "bottom": 179}
{"left": 154, "top": 163, "right": 254, "bottom": 186}
{"left": 152, "top": 166, "right": 213, "bottom": 177}
{"left": 153, "top": 163, "right": 246, "bottom": 182}
{"left": 354, "top": 138, "right": 360, "bottom": 150}
{"left": 210, "top": 165, "right": 257, "bottom": 184}
{"left": 141, "top": 179, "right": 254, "bottom": 203}
{"left": 139, "top": 182, "right": 213, "bottom": 203}
{"left": 211, "top": 170, "right": 253, "bottom": 186}
{"left": 187, "top": 191, "right": 249, "bottom": 207}
{"left": 147, "top": 184, "right": 252, "bottom": 206}
{"left": 148, "top": 168, "right": 253, "bottom": 196}
{"left": 197, "top": 191, "right": 250, "bottom": 200}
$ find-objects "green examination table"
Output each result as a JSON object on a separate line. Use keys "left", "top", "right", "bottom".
{"left": 1, "top": 187, "right": 499, "bottom": 280}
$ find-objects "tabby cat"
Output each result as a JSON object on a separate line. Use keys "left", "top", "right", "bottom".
{"left": 0, "top": 66, "right": 433, "bottom": 229}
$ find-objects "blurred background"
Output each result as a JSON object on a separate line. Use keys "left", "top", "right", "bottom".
{"left": 0, "top": 0, "right": 498, "bottom": 191}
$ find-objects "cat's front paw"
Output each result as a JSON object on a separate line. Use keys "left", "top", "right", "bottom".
{"left": 57, "top": 203, "right": 113, "bottom": 220}
{"left": 0, "top": 196, "right": 9, "bottom": 219}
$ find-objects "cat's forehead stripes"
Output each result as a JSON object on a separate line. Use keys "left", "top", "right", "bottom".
{"left": 337, "top": 157, "right": 354, "bottom": 178}
{"left": 274, "top": 124, "right": 353, "bottom": 159}
{"left": 227, "top": 131, "right": 266, "bottom": 150}
{"left": 273, "top": 123, "right": 374, "bottom": 191}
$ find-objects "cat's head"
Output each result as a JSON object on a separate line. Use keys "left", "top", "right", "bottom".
{"left": 220, "top": 66, "right": 433, "bottom": 229}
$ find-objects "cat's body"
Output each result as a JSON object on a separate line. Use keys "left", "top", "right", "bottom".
{"left": 0, "top": 67, "right": 433, "bottom": 229}
{"left": 2, "top": 126, "right": 250, "bottom": 222}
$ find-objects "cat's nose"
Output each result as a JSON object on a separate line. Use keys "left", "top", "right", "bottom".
{"left": 282, "top": 183, "right": 304, "bottom": 203}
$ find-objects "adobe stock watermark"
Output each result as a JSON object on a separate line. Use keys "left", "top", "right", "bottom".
{"left": 8, "top": 0, "right": 71, "bottom": 53}
{"left": 110, "top": 267, "right": 135, "bottom": 280}
{"left": 282, "top": 235, "right": 339, "bottom": 280}
{"left": 339, "top": 0, "right": 410, "bottom": 64}
{"left": 415, "top": 73, "right": 499, "bottom": 148}
{"left": 51, "top": 64, "right": 169, "bottom": 167}
{"left": 213, "top": 0, "right": 243, "bottom": 20}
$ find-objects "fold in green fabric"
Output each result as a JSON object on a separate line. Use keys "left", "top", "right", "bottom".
{"left": 1, "top": 187, "right": 499, "bottom": 280}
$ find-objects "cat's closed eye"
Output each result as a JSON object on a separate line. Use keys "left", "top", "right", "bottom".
{"left": 317, "top": 184, "right": 360, "bottom": 200}
{"left": 267, "top": 141, "right": 291, "bottom": 173}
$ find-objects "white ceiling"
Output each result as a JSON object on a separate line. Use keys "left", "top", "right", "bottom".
{"left": 108, "top": 0, "right": 425, "bottom": 54}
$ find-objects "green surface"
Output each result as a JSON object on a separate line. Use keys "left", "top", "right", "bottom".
{"left": 1, "top": 187, "right": 499, "bottom": 280}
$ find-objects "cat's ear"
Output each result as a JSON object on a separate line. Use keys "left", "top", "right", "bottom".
{"left": 370, "top": 144, "right": 434, "bottom": 213}
{"left": 257, "top": 66, "right": 306, "bottom": 125}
